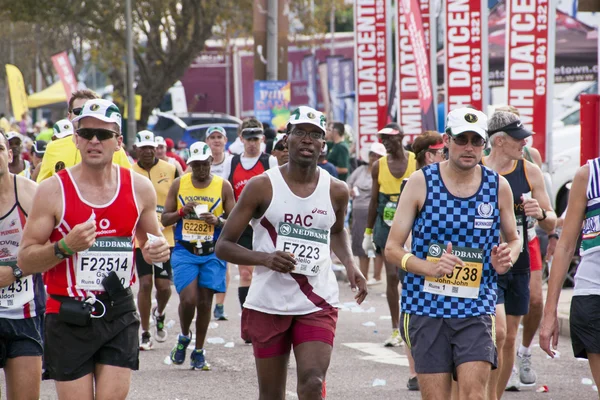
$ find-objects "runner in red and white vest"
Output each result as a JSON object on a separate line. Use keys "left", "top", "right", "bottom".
{"left": 216, "top": 106, "right": 367, "bottom": 398}
{"left": 18, "top": 99, "right": 170, "bottom": 399}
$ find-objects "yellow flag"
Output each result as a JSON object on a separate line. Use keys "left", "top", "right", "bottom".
{"left": 5, "top": 64, "right": 28, "bottom": 121}
{"left": 123, "top": 95, "right": 142, "bottom": 121}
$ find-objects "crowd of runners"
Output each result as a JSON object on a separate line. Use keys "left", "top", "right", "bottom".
{"left": 0, "top": 88, "right": 597, "bottom": 400}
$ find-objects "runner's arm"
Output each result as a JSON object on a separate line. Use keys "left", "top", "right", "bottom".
{"left": 161, "top": 178, "right": 182, "bottom": 227}
{"left": 221, "top": 180, "right": 235, "bottom": 218}
{"left": 526, "top": 161, "right": 557, "bottom": 232}
{"left": 365, "top": 161, "right": 380, "bottom": 230}
{"left": 497, "top": 175, "right": 522, "bottom": 269}
{"left": 134, "top": 173, "right": 166, "bottom": 249}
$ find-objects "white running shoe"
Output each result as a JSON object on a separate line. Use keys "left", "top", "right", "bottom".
{"left": 517, "top": 352, "right": 537, "bottom": 385}
{"left": 383, "top": 329, "right": 402, "bottom": 347}
{"left": 506, "top": 366, "right": 521, "bottom": 391}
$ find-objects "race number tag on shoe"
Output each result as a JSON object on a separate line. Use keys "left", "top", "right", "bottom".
{"left": 275, "top": 222, "right": 329, "bottom": 276}
{"left": 0, "top": 262, "right": 34, "bottom": 309}
{"left": 76, "top": 237, "right": 133, "bottom": 290}
{"left": 423, "top": 243, "right": 483, "bottom": 299}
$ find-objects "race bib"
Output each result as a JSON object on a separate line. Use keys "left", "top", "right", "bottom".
{"left": 76, "top": 237, "right": 133, "bottom": 291}
{"left": 423, "top": 243, "right": 483, "bottom": 299}
{"left": 182, "top": 218, "right": 214, "bottom": 243}
{"left": 0, "top": 262, "right": 34, "bottom": 309}
{"left": 383, "top": 201, "right": 398, "bottom": 227}
{"left": 275, "top": 222, "right": 329, "bottom": 276}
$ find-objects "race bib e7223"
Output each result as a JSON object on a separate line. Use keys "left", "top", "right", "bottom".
{"left": 275, "top": 222, "right": 329, "bottom": 276}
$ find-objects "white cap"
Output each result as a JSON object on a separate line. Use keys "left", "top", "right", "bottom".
{"left": 272, "top": 133, "right": 287, "bottom": 149}
{"left": 6, "top": 131, "right": 22, "bottom": 142}
{"left": 369, "top": 142, "right": 387, "bottom": 157}
{"left": 320, "top": 143, "right": 328, "bottom": 156}
{"left": 53, "top": 119, "right": 74, "bottom": 139}
{"left": 206, "top": 125, "right": 227, "bottom": 138}
{"left": 135, "top": 130, "right": 157, "bottom": 148}
{"left": 72, "top": 99, "right": 122, "bottom": 130}
{"left": 187, "top": 141, "right": 213, "bottom": 164}
{"left": 445, "top": 108, "right": 488, "bottom": 139}
{"left": 155, "top": 135, "right": 166, "bottom": 147}
{"left": 287, "top": 106, "right": 326, "bottom": 135}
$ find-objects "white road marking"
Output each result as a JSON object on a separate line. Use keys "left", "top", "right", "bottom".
{"left": 343, "top": 342, "right": 409, "bottom": 366}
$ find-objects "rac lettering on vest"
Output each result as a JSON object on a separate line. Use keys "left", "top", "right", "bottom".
{"left": 284, "top": 213, "right": 314, "bottom": 227}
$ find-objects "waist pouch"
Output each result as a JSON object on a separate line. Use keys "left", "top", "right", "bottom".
{"left": 178, "top": 240, "right": 215, "bottom": 256}
{"left": 52, "top": 287, "right": 135, "bottom": 325}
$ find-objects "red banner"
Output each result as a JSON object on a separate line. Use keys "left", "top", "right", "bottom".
{"left": 445, "top": 0, "right": 485, "bottom": 113}
{"left": 505, "top": 0, "right": 551, "bottom": 161}
{"left": 355, "top": 0, "right": 388, "bottom": 153}
{"left": 397, "top": 0, "right": 435, "bottom": 143}
{"left": 51, "top": 51, "right": 78, "bottom": 101}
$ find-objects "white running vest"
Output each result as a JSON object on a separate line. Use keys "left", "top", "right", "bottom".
{"left": 246, "top": 167, "right": 339, "bottom": 315}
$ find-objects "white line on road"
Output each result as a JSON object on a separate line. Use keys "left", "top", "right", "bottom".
{"left": 343, "top": 342, "right": 409, "bottom": 366}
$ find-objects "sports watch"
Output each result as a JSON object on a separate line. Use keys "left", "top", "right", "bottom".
{"left": 11, "top": 265, "right": 23, "bottom": 280}
{"left": 54, "top": 241, "right": 69, "bottom": 260}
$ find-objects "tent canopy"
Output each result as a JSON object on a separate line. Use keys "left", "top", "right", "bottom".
{"left": 27, "top": 81, "right": 67, "bottom": 108}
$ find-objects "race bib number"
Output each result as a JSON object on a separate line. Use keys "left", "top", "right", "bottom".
{"left": 182, "top": 219, "right": 214, "bottom": 243}
{"left": 423, "top": 243, "right": 483, "bottom": 299}
{"left": 76, "top": 237, "right": 133, "bottom": 291}
{"left": 275, "top": 222, "right": 329, "bottom": 276}
{"left": 0, "top": 262, "right": 34, "bottom": 309}
{"left": 383, "top": 201, "right": 398, "bottom": 227}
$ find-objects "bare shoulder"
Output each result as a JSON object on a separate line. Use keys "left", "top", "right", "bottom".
{"left": 524, "top": 159, "right": 543, "bottom": 179}
{"left": 131, "top": 169, "right": 154, "bottom": 193}
{"left": 15, "top": 174, "right": 38, "bottom": 195}
{"left": 329, "top": 175, "right": 349, "bottom": 205}
{"left": 245, "top": 173, "right": 272, "bottom": 194}
{"left": 575, "top": 163, "right": 590, "bottom": 181}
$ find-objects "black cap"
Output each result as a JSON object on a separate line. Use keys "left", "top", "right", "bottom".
{"left": 489, "top": 120, "right": 533, "bottom": 140}
{"left": 241, "top": 127, "right": 264, "bottom": 139}
{"left": 32, "top": 140, "right": 47, "bottom": 156}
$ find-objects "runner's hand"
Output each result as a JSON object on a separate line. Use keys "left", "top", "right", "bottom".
{"left": 199, "top": 213, "right": 218, "bottom": 225}
{"left": 181, "top": 202, "right": 197, "bottom": 216}
{"left": 430, "top": 242, "right": 462, "bottom": 278}
{"left": 539, "top": 312, "right": 559, "bottom": 358}
{"left": 143, "top": 235, "right": 170, "bottom": 263}
{"left": 264, "top": 251, "right": 296, "bottom": 273}
{"left": 346, "top": 265, "right": 368, "bottom": 304}
{"left": 64, "top": 220, "right": 97, "bottom": 253}
{"left": 362, "top": 233, "right": 376, "bottom": 255}
{"left": 491, "top": 242, "right": 512, "bottom": 274}
{"left": 0, "top": 266, "right": 16, "bottom": 287}
{"left": 546, "top": 236, "right": 558, "bottom": 262}
{"left": 522, "top": 196, "right": 543, "bottom": 219}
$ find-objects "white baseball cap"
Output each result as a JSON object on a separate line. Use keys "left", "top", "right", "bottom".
{"left": 155, "top": 135, "right": 166, "bottom": 147}
{"left": 287, "top": 106, "right": 326, "bottom": 135}
{"left": 6, "top": 131, "right": 22, "bottom": 142}
{"left": 72, "top": 99, "right": 122, "bottom": 130}
{"left": 187, "top": 141, "right": 213, "bottom": 164}
{"left": 369, "top": 142, "right": 387, "bottom": 157}
{"left": 206, "top": 125, "right": 227, "bottom": 138}
{"left": 136, "top": 130, "right": 157, "bottom": 148}
{"left": 445, "top": 108, "right": 488, "bottom": 139}
{"left": 53, "top": 119, "right": 74, "bottom": 139}
{"left": 272, "top": 133, "right": 287, "bottom": 150}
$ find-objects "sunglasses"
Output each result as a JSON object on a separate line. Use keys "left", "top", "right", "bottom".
{"left": 451, "top": 135, "right": 486, "bottom": 147}
{"left": 70, "top": 107, "right": 83, "bottom": 116}
{"left": 76, "top": 128, "right": 119, "bottom": 141}
{"left": 290, "top": 129, "right": 324, "bottom": 140}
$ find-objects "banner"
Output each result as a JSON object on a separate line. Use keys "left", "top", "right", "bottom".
{"left": 354, "top": 0, "right": 388, "bottom": 155}
{"left": 327, "top": 56, "right": 345, "bottom": 122}
{"left": 5, "top": 64, "right": 28, "bottom": 121}
{"left": 444, "top": 0, "right": 488, "bottom": 113}
{"left": 51, "top": 51, "right": 78, "bottom": 101}
{"left": 397, "top": 0, "right": 436, "bottom": 142}
{"left": 302, "top": 54, "right": 318, "bottom": 110}
{"left": 253, "top": 80, "right": 291, "bottom": 130}
{"left": 505, "top": 0, "right": 555, "bottom": 162}
{"left": 340, "top": 59, "right": 355, "bottom": 130}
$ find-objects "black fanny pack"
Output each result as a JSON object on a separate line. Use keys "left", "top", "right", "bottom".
{"left": 178, "top": 240, "right": 215, "bottom": 256}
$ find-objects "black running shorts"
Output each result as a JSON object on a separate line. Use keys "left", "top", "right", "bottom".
{"left": 570, "top": 295, "right": 600, "bottom": 359}
{"left": 135, "top": 248, "right": 173, "bottom": 279}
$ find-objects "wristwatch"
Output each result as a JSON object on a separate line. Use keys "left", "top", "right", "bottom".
{"left": 537, "top": 208, "right": 548, "bottom": 221}
{"left": 11, "top": 265, "right": 23, "bottom": 280}
{"left": 548, "top": 233, "right": 559, "bottom": 240}
{"left": 54, "top": 241, "right": 69, "bottom": 260}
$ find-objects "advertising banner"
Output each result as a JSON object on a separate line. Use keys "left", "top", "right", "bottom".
{"left": 340, "top": 59, "right": 355, "bottom": 129}
{"left": 253, "top": 80, "right": 291, "bottom": 130}
{"left": 354, "top": 0, "right": 388, "bottom": 155}
{"left": 5, "top": 64, "right": 28, "bottom": 120}
{"left": 505, "top": 0, "right": 555, "bottom": 162}
{"left": 51, "top": 51, "right": 78, "bottom": 101}
{"left": 302, "top": 54, "right": 318, "bottom": 110}
{"left": 444, "top": 0, "right": 488, "bottom": 113}
{"left": 397, "top": 0, "right": 436, "bottom": 142}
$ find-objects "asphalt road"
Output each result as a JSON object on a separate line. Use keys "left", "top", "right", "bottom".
{"left": 12, "top": 266, "right": 600, "bottom": 399}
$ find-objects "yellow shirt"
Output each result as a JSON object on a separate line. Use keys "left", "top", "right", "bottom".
{"left": 132, "top": 159, "right": 177, "bottom": 246}
{"left": 37, "top": 136, "right": 131, "bottom": 182}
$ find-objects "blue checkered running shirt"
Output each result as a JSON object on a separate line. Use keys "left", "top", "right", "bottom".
{"left": 402, "top": 163, "right": 501, "bottom": 318}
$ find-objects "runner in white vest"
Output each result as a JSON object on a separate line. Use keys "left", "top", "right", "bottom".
{"left": 216, "top": 106, "right": 367, "bottom": 399}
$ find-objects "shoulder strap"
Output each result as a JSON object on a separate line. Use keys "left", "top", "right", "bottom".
{"left": 12, "top": 174, "right": 19, "bottom": 205}
{"left": 228, "top": 154, "right": 241, "bottom": 183}
{"left": 259, "top": 153, "right": 270, "bottom": 170}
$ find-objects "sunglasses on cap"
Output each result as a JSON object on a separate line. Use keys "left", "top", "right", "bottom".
{"left": 450, "top": 134, "right": 486, "bottom": 147}
{"left": 70, "top": 107, "right": 83, "bottom": 116}
{"left": 76, "top": 128, "right": 119, "bottom": 141}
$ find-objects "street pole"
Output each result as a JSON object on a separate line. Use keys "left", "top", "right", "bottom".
{"left": 266, "top": 0, "right": 278, "bottom": 80}
{"left": 330, "top": 1, "right": 335, "bottom": 56}
{"left": 126, "top": 0, "right": 136, "bottom": 146}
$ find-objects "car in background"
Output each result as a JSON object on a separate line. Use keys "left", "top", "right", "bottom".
{"left": 553, "top": 80, "right": 597, "bottom": 119}
{"left": 150, "top": 111, "right": 241, "bottom": 148}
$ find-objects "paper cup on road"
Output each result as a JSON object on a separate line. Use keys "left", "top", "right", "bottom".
{"left": 195, "top": 204, "right": 208, "bottom": 216}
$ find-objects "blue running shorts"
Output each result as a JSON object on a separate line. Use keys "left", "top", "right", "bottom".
{"left": 171, "top": 247, "right": 226, "bottom": 294}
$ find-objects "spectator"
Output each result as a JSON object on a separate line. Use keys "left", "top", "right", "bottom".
{"left": 347, "top": 142, "right": 387, "bottom": 285}
{"left": 327, "top": 122, "right": 350, "bottom": 180}
{"left": 164, "top": 138, "right": 186, "bottom": 171}
{"left": 318, "top": 144, "right": 338, "bottom": 177}
{"left": 36, "top": 120, "right": 54, "bottom": 142}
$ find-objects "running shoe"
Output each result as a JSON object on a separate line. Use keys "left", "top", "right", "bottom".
{"left": 170, "top": 333, "right": 192, "bottom": 365}
{"left": 506, "top": 366, "right": 521, "bottom": 391}
{"left": 383, "top": 329, "right": 402, "bottom": 347}
{"left": 366, "top": 278, "right": 382, "bottom": 286}
{"left": 517, "top": 352, "right": 537, "bottom": 385}
{"left": 152, "top": 307, "right": 168, "bottom": 343}
{"left": 213, "top": 304, "right": 228, "bottom": 321}
{"left": 140, "top": 331, "right": 153, "bottom": 351}
{"left": 407, "top": 376, "right": 420, "bottom": 391}
{"left": 190, "top": 349, "right": 211, "bottom": 371}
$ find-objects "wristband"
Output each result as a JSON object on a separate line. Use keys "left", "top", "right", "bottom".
{"left": 59, "top": 238, "right": 75, "bottom": 255}
{"left": 365, "top": 228, "right": 373, "bottom": 235}
{"left": 401, "top": 253, "right": 414, "bottom": 272}
{"left": 548, "top": 233, "right": 559, "bottom": 240}
{"left": 178, "top": 208, "right": 185, "bottom": 217}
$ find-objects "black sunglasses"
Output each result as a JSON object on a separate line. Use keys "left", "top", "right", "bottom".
{"left": 451, "top": 134, "right": 486, "bottom": 147}
{"left": 76, "top": 128, "right": 119, "bottom": 141}
{"left": 70, "top": 107, "right": 83, "bottom": 116}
